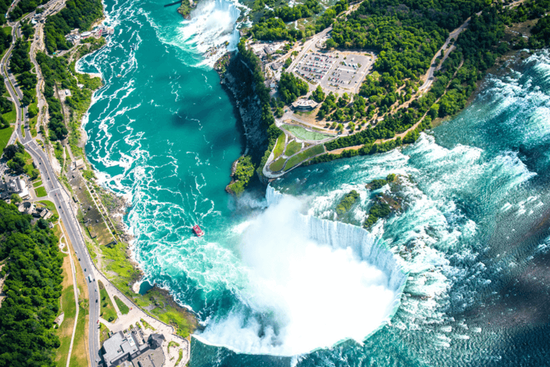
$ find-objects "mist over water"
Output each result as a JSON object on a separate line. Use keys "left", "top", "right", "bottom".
{"left": 79, "top": 0, "right": 550, "bottom": 361}
{"left": 197, "top": 190, "right": 406, "bottom": 355}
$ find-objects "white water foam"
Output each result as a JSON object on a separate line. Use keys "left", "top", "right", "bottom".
{"left": 196, "top": 187, "right": 407, "bottom": 356}
{"left": 175, "top": 0, "right": 242, "bottom": 66}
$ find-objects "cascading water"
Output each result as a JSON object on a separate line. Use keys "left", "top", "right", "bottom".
{"left": 196, "top": 187, "right": 407, "bottom": 356}
{"left": 79, "top": 0, "right": 550, "bottom": 360}
{"left": 179, "top": 0, "right": 241, "bottom": 65}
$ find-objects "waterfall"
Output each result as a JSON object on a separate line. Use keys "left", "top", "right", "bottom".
{"left": 180, "top": 0, "right": 242, "bottom": 66}
{"left": 196, "top": 186, "right": 408, "bottom": 356}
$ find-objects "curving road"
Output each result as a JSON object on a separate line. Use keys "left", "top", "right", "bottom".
{"left": 1, "top": 5, "right": 101, "bottom": 366}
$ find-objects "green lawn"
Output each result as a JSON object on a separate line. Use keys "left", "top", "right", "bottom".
{"left": 114, "top": 296, "right": 130, "bottom": 315}
{"left": 284, "top": 124, "right": 330, "bottom": 141}
{"left": 0, "top": 126, "right": 13, "bottom": 155}
{"left": 0, "top": 27, "right": 11, "bottom": 60}
{"left": 273, "top": 133, "right": 286, "bottom": 158}
{"left": 98, "top": 280, "right": 118, "bottom": 322}
{"left": 140, "top": 318, "right": 155, "bottom": 331}
{"left": 285, "top": 144, "right": 325, "bottom": 170}
{"left": 284, "top": 140, "right": 302, "bottom": 157}
{"left": 35, "top": 186, "right": 47, "bottom": 197}
{"left": 269, "top": 157, "right": 286, "bottom": 172}
{"left": 33, "top": 180, "right": 43, "bottom": 187}
{"left": 90, "top": 237, "right": 197, "bottom": 337}
{"left": 99, "top": 323, "right": 109, "bottom": 345}
{"left": 3, "top": 104, "right": 16, "bottom": 124}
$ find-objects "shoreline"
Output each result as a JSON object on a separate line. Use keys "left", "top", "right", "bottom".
{"left": 69, "top": 19, "right": 200, "bottom": 340}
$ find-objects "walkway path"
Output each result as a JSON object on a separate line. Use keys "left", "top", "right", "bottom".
{"left": 59, "top": 227, "right": 80, "bottom": 367}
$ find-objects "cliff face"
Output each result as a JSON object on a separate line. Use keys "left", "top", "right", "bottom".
{"left": 217, "top": 52, "right": 267, "bottom": 165}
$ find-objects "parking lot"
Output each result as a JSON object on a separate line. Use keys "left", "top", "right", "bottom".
{"left": 291, "top": 51, "right": 374, "bottom": 95}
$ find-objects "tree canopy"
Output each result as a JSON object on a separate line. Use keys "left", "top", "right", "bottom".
{"left": 0, "top": 200, "right": 63, "bottom": 367}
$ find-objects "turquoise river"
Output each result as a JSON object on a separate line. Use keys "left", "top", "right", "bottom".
{"left": 78, "top": 0, "right": 550, "bottom": 365}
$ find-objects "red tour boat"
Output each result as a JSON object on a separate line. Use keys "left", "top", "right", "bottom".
{"left": 193, "top": 224, "right": 204, "bottom": 237}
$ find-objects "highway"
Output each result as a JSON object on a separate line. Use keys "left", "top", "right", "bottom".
{"left": 1, "top": 5, "right": 101, "bottom": 366}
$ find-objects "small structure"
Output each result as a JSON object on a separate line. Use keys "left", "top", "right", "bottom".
{"left": 18, "top": 201, "right": 35, "bottom": 215}
{"left": 291, "top": 99, "right": 318, "bottom": 111}
{"left": 36, "top": 207, "right": 52, "bottom": 220}
{"left": 148, "top": 334, "right": 165, "bottom": 349}
{"left": 270, "top": 62, "right": 282, "bottom": 71}
{"left": 81, "top": 31, "right": 92, "bottom": 39}
{"left": 73, "top": 159, "right": 85, "bottom": 170}
{"left": 101, "top": 330, "right": 166, "bottom": 367}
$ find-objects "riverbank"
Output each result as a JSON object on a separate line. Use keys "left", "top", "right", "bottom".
{"left": 58, "top": 20, "right": 200, "bottom": 341}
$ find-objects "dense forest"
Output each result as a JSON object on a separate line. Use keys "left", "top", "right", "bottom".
{"left": 0, "top": 24, "right": 11, "bottom": 54}
{"left": 0, "top": 75, "right": 12, "bottom": 126}
{"left": 9, "top": 0, "right": 46, "bottom": 22}
{"left": 236, "top": 0, "right": 550, "bottom": 178}
{"left": 279, "top": 72, "right": 308, "bottom": 104}
{"left": 250, "top": 0, "right": 348, "bottom": 41}
{"left": 308, "top": 0, "right": 550, "bottom": 162}
{"left": 36, "top": 52, "right": 69, "bottom": 141}
{"left": 0, "top": 200, "right": 63, "bottom": 367}
{"left": 9, "top": 38, "right": 36, "bottom": 106}
{"left": 44, "top": 0, "right": 103, "bottom": 53}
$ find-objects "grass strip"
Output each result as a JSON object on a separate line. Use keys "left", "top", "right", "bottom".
{"left": 0, "top": 126, "right": 13, "bottom": 155}
{"left": 285, "top": 144, "right": 325, "bottom": 170}
{"left": 114, "top": 296, "right": 130, "bottom": 315}
{"left": 140, "top": 318, "right": 155, "bottom": 331}
{"left": 35, "top": 186, "right": 47, "bottom": 197}
{"left": 269, "top": 157, "right": 286, "bottom": 172}
{"left": 284, "top": 140, "right": 302, "bottom": 156}
{"left": 98, "top": 280, "right": 118, "bottom": 322}
{"left": 54, "top": 253, "right": 77, "bottom": 367}
{"left": 273, "top": 133, "right": 285, "bottom": 158}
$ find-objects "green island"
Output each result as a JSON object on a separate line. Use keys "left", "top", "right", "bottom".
{"left": 363, "top": 174, "right": 402, "bottom": 228}
{"left": 336, "top": 189, "right": 360, "bottom": 216}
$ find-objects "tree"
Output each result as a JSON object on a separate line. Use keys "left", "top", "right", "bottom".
{"left": 10, "top": 193, "right": 22, "bottom": 204}
{"left": 3, "top": 143, "right": 21, "bottom": 160}
{"left": 278, "top": 72, "right": 309, "bottom": 104}
{"left": 311, "top": 85, "right": 325, "bottom": 103}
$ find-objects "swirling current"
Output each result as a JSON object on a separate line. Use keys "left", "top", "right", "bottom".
{"left": 78, "top": 0, "right": 550, "bottom": 365}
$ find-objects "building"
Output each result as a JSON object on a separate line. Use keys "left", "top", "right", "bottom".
{"left": 36, "top": 207, "right": 53, "bottom": 220}
{"left": 291, "top": 99, "right": 318, "bottom": 111}
{"left": 18, "top": 201, "right": 34, "bottom": 215}
{"left": 101, "top": 331, "right": 166, "bottom": 367}
{"left": 73, "top": 159, "right": 85, "bottom": 170}
{"left": 102, "top": 331, "right": 145, "bottom": 367}
{"left": 3, "top": 178, "right": 30, "bottom": 199}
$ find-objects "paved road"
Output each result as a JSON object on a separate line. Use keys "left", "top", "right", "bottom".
{"left": 418, "top": 19, "right": 472, "bottom": 93}
{"left": 1, "top": 5, "right": 101, "bottom": 366}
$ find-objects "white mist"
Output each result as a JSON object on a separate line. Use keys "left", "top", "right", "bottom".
{"left": 196, "top": 189, "right": 406, "bottom": 356}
